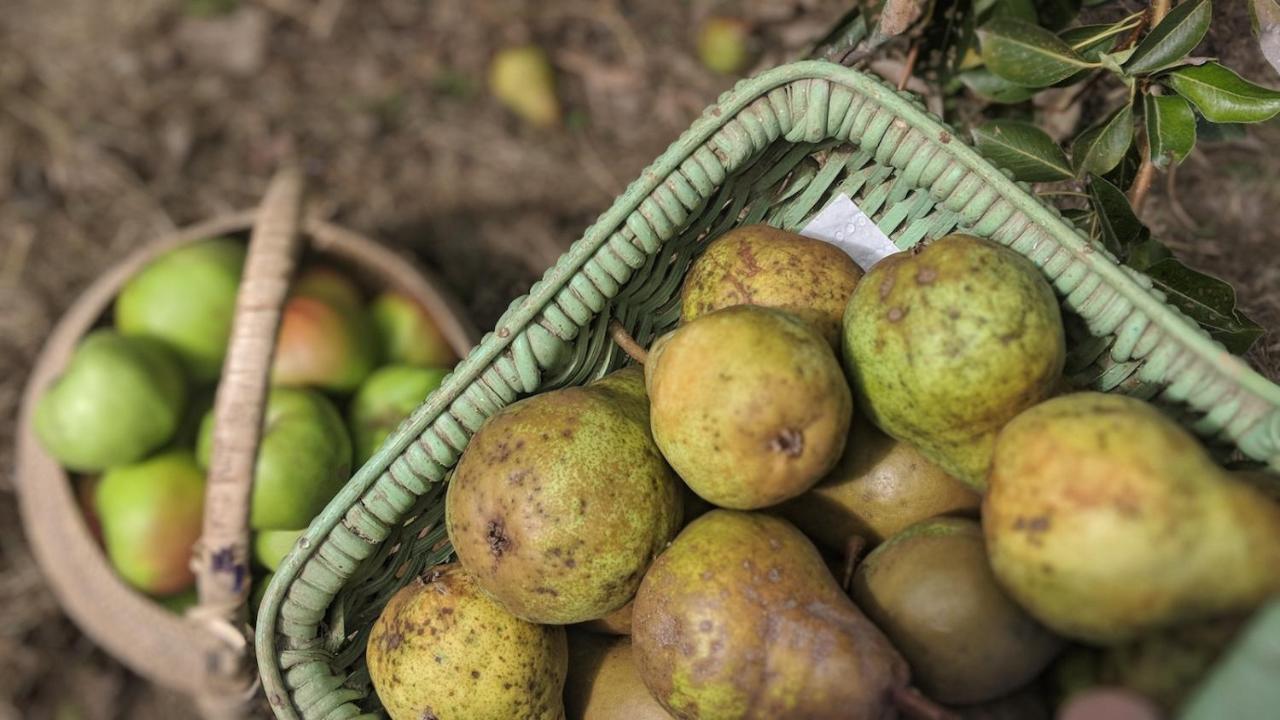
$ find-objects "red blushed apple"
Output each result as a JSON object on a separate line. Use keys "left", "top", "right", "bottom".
{"left": 271, "top": 295, "right": 378, "bottom": 393}
{"left": 370, "top": 291, "right": 458, "bottom": 368}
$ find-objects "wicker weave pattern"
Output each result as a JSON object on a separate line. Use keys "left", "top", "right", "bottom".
{"left": 256, "top": 61, "right": 1280, "bottom": 720}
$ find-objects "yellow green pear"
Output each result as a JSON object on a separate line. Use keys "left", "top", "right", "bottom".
{"left": 680, "top": 224, "right": 863, "bottom": 347}
{"left": 565, "top": 633, "right": 672, "bottom": 720}
{"left": 447, "top": 367, "right": 682, "bottom": 624}
{"left": 490, "top": 45, "right": 560, "bottom": 127}
{"left": 776, "top": 417, "right": 980, "bottom": 549}
{"left": 985, "top": 392, "right": 1280, "bottom": 644}
{"left": 368, "top": 564, "right": 568, "bottom": 720}
{"left": 842, "top": 234, "right": 1064, "bottom": 489}
{"left": 647, "top": 305, "right": 852, "bottom": 509}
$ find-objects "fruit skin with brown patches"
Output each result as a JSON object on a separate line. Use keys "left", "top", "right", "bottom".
{"left": 680, "top": 224, "right": 863, "bottom": 348}
{"left": 776, "top": 417, "right": 980, "bottom": 549}
{"left": 851, "top": 517, "right": 1062, "bottom": 704}
{"left": 446, "top": 367, "right": 682, "bottom": 624}
{"left": 647, "top": 305, "right": 852, "bottom": 510}
{"left": 842, "top": 233, "right": 1065, "bottom": 490}
{"left": 985, "top": 392, "right": 1280, "bottom": 644}
{"left": 631, "top": 510, "right": 909, "bottom": 720}
{"left": 366, "top": 564, "right": 568, "bottom": 720}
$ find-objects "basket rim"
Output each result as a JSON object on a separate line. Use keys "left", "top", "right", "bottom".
{"left": 255, "top": 59, "right": 1280, "bottom": 720}
{"left": 14, "top": 210, "right": 476, "bottom": 696}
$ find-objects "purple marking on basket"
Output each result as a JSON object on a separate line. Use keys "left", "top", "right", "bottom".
{"left": 799, "top": 194, "right": 900, "bottom": 271}
{"left": 211, "top": 545, "right": 248, "bottom": 592}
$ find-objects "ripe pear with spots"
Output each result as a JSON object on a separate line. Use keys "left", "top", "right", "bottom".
{"left": 446, "top": 367, "right": 682, "bottom": 624}
{"left": 842, "top": 234, "right": 1065, "bottom": 489}
{"left": 367, "top": 564, "right": 568, "bottom": 720}
{"left": 647, "top": 305, "right": 852, "bottom": 509}
{"left": 985, "top": 392, "right": 1280, "bottom": 644}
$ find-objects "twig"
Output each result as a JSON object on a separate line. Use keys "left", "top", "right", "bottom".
{"left": 608, "top": 320, "right": 649, "bottom": 365}
{"left": 898, "top": 44, "right": 920, "bottom": 91}
{"left": 1153, "top": 0, "right": 1172, "bottom": 25}
{"left": 1129, "top": 138, "right": 1157, "bottom": 212}
{"left": 892, "top": 686, "right": 960, "bottom": 720}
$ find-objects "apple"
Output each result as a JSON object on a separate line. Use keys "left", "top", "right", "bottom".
{"left": 197, "top": 387, "right": 352, "bottom": 530}
{"left": 35, "top": 330, "right": 187, "bottom": 472}
{"left": 115, "top": 238, "right": 246, "bottom": 383}
{"left": 96, "top": 450, "right": 205, "bottom": 596}
{"left": 348, "top": 364, "right": 449, "bottom": 466}
{"left": 271, "top": 269, "right": 378, "bottom": 393}
{"left": 253, "top": 529, "right": 303, "bottom": 571}
{"left": 370, "top": 291, "right": 458, "bottom": 368}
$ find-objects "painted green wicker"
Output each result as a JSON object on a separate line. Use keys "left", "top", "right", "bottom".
{"left": 255, "top": 60, "right": 1280, "bottom": 719}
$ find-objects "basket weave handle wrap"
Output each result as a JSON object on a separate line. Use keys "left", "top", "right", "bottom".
{"left": 256, "top": 61, "right": 1280, "bottom": 720}
{"left": 191, "top": 166, "right": 306, "bottom": 713}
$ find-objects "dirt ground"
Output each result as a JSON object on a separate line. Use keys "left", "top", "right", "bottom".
{"left": 0, "top": 1, "right": 1277, "bottom": 718}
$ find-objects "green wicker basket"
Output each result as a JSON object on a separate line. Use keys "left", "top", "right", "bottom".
{"left": 255, "top": 61, "right": 1280, "bottom": 719}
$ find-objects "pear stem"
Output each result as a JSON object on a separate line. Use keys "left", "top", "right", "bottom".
{"left": 840, "top": 535, "right": 868, "bottom": 592}
{"left": 608, "top": 320, "right": 649, "bottom": 365}
{"left": 892, "top": 686, "right": 959, "bottom": 720}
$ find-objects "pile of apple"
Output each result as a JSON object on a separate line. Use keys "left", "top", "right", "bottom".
{"left": 34, "top": 238, "right": 457, "bottom": 615}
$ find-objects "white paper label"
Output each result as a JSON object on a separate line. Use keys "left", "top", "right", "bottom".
{"left": 799, "top": 194, "right": 900, "bottom": 270}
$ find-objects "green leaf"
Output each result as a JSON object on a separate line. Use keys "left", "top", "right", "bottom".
{"left": 1126, "top": 237, "right": 1173, "bottom": 271}
{"left": 978, "top": 18, "right": 1094, "bottom": 87}
{"left": 1102, "top": 142, "right": 1143, "bottom": 190}
{"left": 1143, "top": 259, "right": 1265, "bottom": 354}
{"left": 990, "top": 0, "right": 1038, "bottom": 22}
{"left": 1087, "top": 174, "right": 1142, "bottom": 256}
{"left": 1144, "top": 94, "right": 1197, "bottom": 167}
{"left": 1126, "top": 0, "right": 1212, "bottom": 75}
{"left": 1035, "top": 0, "right": 1082, "bottom": 30}
{"left": 1168, "top": 62, "right": 1280, "bottom": 123}
{"left": 1072, "top": 103, "right": 1134, "bottom": 177}
{"left": 958, "top": 68, "right": 1039, "bottom": 103}
{"left": 973, "top": 120, "right": 1074, "bottom": 181}
{"left": 1059, "top": 23, "right": 1122, "bottom": 60}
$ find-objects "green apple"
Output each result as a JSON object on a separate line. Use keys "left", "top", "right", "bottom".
{"left": 253, "top": 528, "right": 303, "bottom": 571}
{"left": 370, "top": 291, "right": 458, "bottom": 368}
{"left": 271, "top": 274, "right": 379, "bottom": 392}
{"left": 96, "top": 450, "right": 205, "bottom": 596}
{"left": 348, "top": 364, "right": 449, "bottom": 465}
{"left": 197, "top": 387, "right": 352, "bottom": 530}
{"left": 115, "top": 238, "right": 246, "bottom": 383}
{"left": 35, "top": 330, "right": 187, "bottom": 472}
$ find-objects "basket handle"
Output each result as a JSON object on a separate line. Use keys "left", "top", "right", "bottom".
{"left": 190, "top": 166, "right": 306, "bottom": 714}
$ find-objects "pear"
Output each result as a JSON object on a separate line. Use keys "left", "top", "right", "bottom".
{"left": 371, "top": 291, "right": 458, "bottom": 367}
{"left": 578, "top": 600, "right": 633, "bottom": 636}
{"left": 446, "top": 367, "right": 682, "bottom": 624}
{"left": 1096, "top": 615, "right": 1245, "bottom": 712}
{"left": 955, "top": 687, "right": 1051, "bottom": 720}
{"left": 632, "top": 510, "right": 910, "bottom": 719}
{"left": 565, "top": 633, "right": 672, "bottom": 720}
{"left": 680, "top": 224, "right": 862, "bottom": 347}
{"left": 35, "top": 330, "right": 187, "bottom": 472}
{"left": 96, "top": 450, "right": 205, "bottom": 596}
{"left": 367, "top": 564, "right": 567, "bottom": 720}
{"left": 253, "top": 529, "right": 303, "bottom": 571}
{"left": 777, "top": 417, "right": 980, "bottom": 549}
{"left": 490, "top": 45, "right": 560, "bottom": 127}
{"left": 697, "top": 16, "right": 755, "bottom": 75}
{"left": 115, "top": 237, "right": 245, "bottom": 382}
{"left": 349, "top": 364, "right": 449, "bottom": 466}
{"left": 842, "top": 234, "right": 1065, "bottom": 489}
{"left": 985, "top": 392, "right": 1280, "bottom": 644}
{"left": 851, "top": 517, "right": 1062, "bottom": 704}
{"left": 647, "top": 305, "right": 852, "bottom": 510}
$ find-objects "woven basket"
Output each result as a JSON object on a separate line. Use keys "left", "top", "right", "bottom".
{"left": 255, "top": 61, "right": 1280, "bottom": 719}
{"left": 14, "top": 168, "right": 475, "bottom": 717}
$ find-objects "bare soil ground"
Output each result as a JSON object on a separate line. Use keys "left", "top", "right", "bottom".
{"left": 0, "top": 1, "right": 1276, "bottom": 718}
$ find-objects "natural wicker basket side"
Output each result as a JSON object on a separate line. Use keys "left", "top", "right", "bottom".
{"left": 16, "top": 175, "right": 475, "bottom": 717}
{"left": 256, "top": 61, "right": 1280, "bottom": 720}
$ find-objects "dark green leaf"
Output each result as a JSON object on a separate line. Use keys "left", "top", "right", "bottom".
{"left": 978, "top": 18, "right": 1094, "bottom": 87}
{"left": 1088, "top": 174, "right": 1142, "bottom": 256}
{"left": 1035, "top": 0, "right": 1082, "bottom": 30}
{"left": 1168, "top": 62, "right": 1280, "bottom": 123}
{"left": 973, "top": 120, "right": 1074, "bottom": 181}
{"left": 1103, "top": 142, "right": 1143, "bottom": 190}
{"left": 1072, "top": 103, "right": 1134, "bottom": 177}
{"left": 1126, "top": 237, "right": 1173, "bottom": 271}
{"left": 1126, "top": 0, "right": 1212, "bottom": 75}
{"left": 1061, "top": 207, "right": 1094, "bottom": 227}
{"left": 991, "top": 0, "right": 1038, "bottom": 22}
{"left": 958, "top": 68, "right": 1040, "bottom": 103}
{"left": 1144, "top": 259, "right": 1265, "bottom": 354}
{"left": 1144, "top": 94, "right": 1197, "bottom": 167}
{"left": 1195, "top": 115, "right": 1247, "bottom": 142}
{"left": 1059, "top": 23, "right": 1122, "bottom": 60}
{"left": 1083, "top": 0, "right": 1117, "bottom": 5}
